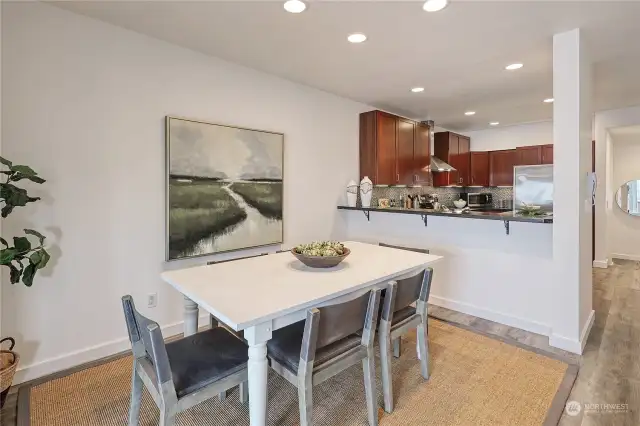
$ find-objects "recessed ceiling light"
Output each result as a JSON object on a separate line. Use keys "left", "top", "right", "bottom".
{"left": 543, "top": 98, "right": 554, "bottom": 103}
{"left": 411, "top": 87, "right": 425, "bottom": 93}
{"left": 347, "top": 33, "right": 367, "bottom": 43}
{"left": 490, "top": 122, "right": 499, "bottom": 126}
{"left": 283, "top": 0, "right": 306, "bottom": 13}
{"left": 423, "top": 0, "right": 449, "bottom": 12}
{"left": 464, "top": 111, "right": 476, "bottom": 116}
{"left": 505, "top": 63, "right": 523, "bottom": 70}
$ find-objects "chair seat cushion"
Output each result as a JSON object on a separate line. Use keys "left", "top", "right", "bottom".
{"left": 267, "top": 321, "right": 362, "bottom": 375}
{"left": 166, "top": 327, "right": 248, "bottom": 398}
{"left": 393, "top": 306, "right": 417, "bottom": 325}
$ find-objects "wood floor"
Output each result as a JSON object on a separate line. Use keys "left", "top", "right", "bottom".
{"left": 1, "top": 260, "right": 637, "bottom": 426}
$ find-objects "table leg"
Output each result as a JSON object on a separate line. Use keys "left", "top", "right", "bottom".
{"left": 183, "top": 296, "right": 198, "bottom": 337}
{"left": 245, "top": 323, "right": 272, "bottom": 426}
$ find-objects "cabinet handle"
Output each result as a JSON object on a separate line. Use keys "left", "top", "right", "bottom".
{"left": 397, "top": 173, "right": 400, "bottom": 182}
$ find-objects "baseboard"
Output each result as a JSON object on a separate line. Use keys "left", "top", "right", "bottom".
{"left": 611, "top": 253, "right": 640, "bottom": 262}
{"left": 13, "top": 314, "right": 209, "bottom": 384}
{"left": 592, "top": 259, "right": 609, "bottom": 268}
{"left": 429, "top": 295, "right": 551, "bottom": 337}
{"left": 549, "top": 310, "right": 595, "bottom": 354}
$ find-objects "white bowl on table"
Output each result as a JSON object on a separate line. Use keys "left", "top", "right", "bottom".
{"left": 453, "top": 199, "right": 467, "bottom": 209}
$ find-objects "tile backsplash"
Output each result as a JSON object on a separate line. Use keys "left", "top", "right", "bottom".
{"left": 370, "top": 185, "right": 513, "bottom": 208}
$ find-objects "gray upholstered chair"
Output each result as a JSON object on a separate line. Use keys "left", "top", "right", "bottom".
{"left": 121, "top": 295, "right": 249, "bottom": 426}
{"left": 267, "top": 288, "right": 382, "bottom": 426}
{"left": 378, "top": 268, "right": 434, "bottom": 413}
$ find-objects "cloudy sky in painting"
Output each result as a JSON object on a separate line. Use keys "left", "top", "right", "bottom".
{"left": 169, "top": 119, "right": 283, "bottom": 180}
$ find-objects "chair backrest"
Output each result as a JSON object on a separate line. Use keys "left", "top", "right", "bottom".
{"left": 394, "top": 268, "right": 433, "bottom": 313}
{"left": 299, "top": 288, "right": 382, "bottom": 363}
{"left": 121, "top": 295, "right": 173, "bottom": 384}
{"left": 378, "top": 242, "right": 430, "bottom": 254}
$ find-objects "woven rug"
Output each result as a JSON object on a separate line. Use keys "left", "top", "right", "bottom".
{"left": 21, "top": 320, "right": 575, "bottom": 426}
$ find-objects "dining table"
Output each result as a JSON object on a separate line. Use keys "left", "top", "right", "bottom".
{"left": 161, "top": 240, "right": 442, "bottom": 426}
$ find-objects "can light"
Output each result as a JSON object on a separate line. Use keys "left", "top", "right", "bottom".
{"left": 423, "top": 0, "right": 449, "bottom": 12}
{"left": 284, "top": 0, "right": 306, "bottom": 13}
{"left": 347, "top": 33, "right": 367, "bottom": 43}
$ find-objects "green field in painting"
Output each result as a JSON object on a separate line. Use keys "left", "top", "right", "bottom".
{"left": 169, "top": 178, "right": 246, "bottom": 258}
{"left": 231, "top": 182, "right": 283, "bottom": 220}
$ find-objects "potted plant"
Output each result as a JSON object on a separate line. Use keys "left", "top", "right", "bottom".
{"left": 0, "top": 156, "right": 49, "bottom": 407}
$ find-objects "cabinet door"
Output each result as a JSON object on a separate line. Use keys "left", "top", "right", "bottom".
{"left": 396, "top": 118, "right": 415, "bottom": 184}
{"left": 413, "top": 123, "right": 431, "bottom": 184}
{"left": 516, "top": 145, "right": 542, "bottom": 165}
{"left": 376, "top": 112, "right": 397, "bottom": 185}
{"left": 470, "top": 151, "right": 490, "bottom": 186}
{"left": 489, "top": 150, "right": 517, "bottom": 186}
{"left": 541, "top": 144, "right": 554, "bottom": 164}
{"left": 457, "top": 136, "right": 471, "bottom": 185}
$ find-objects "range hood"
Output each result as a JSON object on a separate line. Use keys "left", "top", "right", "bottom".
{"left": 421, "top": 120, "right": 456, "bottom": 172}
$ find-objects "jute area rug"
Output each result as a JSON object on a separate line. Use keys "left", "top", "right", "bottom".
{"left": 22, "top": 320, "right": 576, "bottom": 426}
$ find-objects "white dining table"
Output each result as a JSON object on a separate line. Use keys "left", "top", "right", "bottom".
{"left": 161, "top": 241, "right": 442, "bottom": 426}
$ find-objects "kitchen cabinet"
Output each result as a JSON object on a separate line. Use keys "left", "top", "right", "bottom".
{"left": 433, "top": 132, "right": 471, "bottom": 186}
{"left": 541, "top": 144, "right": 554, "bottom": 164}
{"left": 489, "top": 149, "right": 517, "bottom": 186}
{"left": 516, "top": 145, "right": 542, "bottom": 165}
{"left": 469, "top": 151, "right": 490, "bottom": 186}
{"left": 413, "top": 123, "right": 431, "bottom": 184}
{"left": 396, "top": 118, "right": 416, "bottom": 184}
{"left": 359, "top": 110, "right": 430, "bottom": 185}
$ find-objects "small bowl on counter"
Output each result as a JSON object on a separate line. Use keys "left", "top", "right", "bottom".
{"left": 453, "top": 199, "right": 467, "bottom": 209}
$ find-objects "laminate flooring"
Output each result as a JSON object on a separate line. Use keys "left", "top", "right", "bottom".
{"left": 1, "top": 260, "right": 637, "bottom": 426}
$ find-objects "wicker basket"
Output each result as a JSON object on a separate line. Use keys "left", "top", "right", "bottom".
{"left": 0, "top": 337, "right": 19, "bottom": 408}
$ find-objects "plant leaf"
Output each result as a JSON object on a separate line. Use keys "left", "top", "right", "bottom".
{"left": 1, "top": 205, "right": 14, "bottom": 218}
{"left": 10, "top": 165, "right": 37, "bottom": 176}
{"left": 22, "top": 263, "right": 36, "bottom": 287}
{"left": 8, "top": 263, "right": 21, "bottom": 284}
{"left": 0, "top": 156, "right": 12, "bottom": 167}
{"left": 0, "top": 237, "right": 7, "bottom": 248}
{"left": 30, "top": 251, "right": 41, "bottom": 265}
{"left": 40, "top": 249, "right": 50, "bottom": 269}
{"left": 24, "top": 229, "right": 45, "bottom": 245}
{"left": 33, "top": 249, "right": 50, "bottom": 269}
{"left": 13, "top": 236, "right": 31, "bottom": 253}
{"left": 0, "top": 248, "right": 17, "bottom": 264}
{"left": 12, "top": 174, "right": 46, "bottom": 184}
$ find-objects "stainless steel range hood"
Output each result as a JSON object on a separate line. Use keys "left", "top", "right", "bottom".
{"left": 421, "top": 120, "right": 456, "bottom": 172}
{"left": 430, "top": 156, "right": 456, "bottom": 172}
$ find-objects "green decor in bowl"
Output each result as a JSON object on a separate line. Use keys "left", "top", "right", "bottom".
{"left": 291, "top": 241, "right": 350, "bottom": 268}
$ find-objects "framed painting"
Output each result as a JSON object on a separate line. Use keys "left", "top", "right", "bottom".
{"left": 166, "top": 116, "right": 284, "bottom": 260}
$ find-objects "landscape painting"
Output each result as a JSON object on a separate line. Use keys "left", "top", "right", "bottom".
{"left": 166, "top": 117, "right": 283, "bottom": 260}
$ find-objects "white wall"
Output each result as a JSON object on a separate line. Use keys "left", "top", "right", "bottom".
{"left": 464, "top": 121, "right": 553, "bottom": 151}
{"left": 1, "top": 2, "right": 371, "bottom": 382}
{"left": 609, "top": 134, "right": 640, "bottom": 260}
{"left": 593, "top": 105, "right": 640, "bottom": 266}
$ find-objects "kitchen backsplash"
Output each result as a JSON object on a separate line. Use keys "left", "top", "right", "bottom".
{"left": 370, "top": 185, "right": 513, "bottom": 208}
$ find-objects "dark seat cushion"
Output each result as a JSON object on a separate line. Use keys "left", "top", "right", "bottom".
{"left": 392, "top": 306, "right": 417, "bottom": 325}
{"left": 267, "top": 321, "right": 362, "bottom": 375}
{"left": 166, "top": 327, "right": 248, "bottom": 398}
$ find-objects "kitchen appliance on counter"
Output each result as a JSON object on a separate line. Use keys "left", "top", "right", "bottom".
{"left": 459, "top": 192, "right": 493, "bottom": 209}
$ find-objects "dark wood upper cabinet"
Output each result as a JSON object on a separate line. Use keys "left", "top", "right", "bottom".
{"left": 413, "top": 123, "right": 431, "bottom": 184}
{"left": 433, "top": 132, "right": 471, "bottom": 186}
{"left": 396, "top": 118, "right": 416, "bottom": 185}
{"left": 359, "top": 110, "right": 431, "bottom": 185}
{"left": 489, "top": 149, "right": 517, "bottom": 186}
{"left": 541, "top": 144, "right": 554, "bottom": 164}
{"left": 516, "top": 145, "right": 542, "bottom": 166}
{"left": 469, "top": 151, "right": 490, "bottom": 187}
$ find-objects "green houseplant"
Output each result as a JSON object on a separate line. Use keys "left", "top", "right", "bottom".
{"left": 0, "top": 156, "right": 50, "bottom": 286}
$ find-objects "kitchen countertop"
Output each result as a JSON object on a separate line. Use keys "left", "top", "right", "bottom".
{"left": 337, "top": 205, "right": 553, "bottom": 224}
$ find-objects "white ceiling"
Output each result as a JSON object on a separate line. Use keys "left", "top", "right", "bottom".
{"left": 54, "top": 0, "right": 640, "bottom": 131}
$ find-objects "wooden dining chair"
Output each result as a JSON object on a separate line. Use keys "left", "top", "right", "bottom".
{"left": 378, "top": 242, "right": 429, "bottom": 357}
{"left": 378, "top": 268, "right": 434, "bottom": 413}
{"left": 121, "top": 295, "right": 249, "bottom": 426}
{"left": 267, "top": 288, "right": 382, "bottom": 426}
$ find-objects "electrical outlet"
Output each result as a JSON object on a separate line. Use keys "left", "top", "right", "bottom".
{"left": 147, "top": 293, "right": 158, "bottom": 308}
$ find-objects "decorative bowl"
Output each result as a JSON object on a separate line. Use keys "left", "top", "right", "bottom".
{"left": 291, "top": 247, "right": 351, "bottom": 268}
{"left": 453, "top": 199, "right": 467, "bottom": 209}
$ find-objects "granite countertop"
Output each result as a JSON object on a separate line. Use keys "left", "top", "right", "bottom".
{"left": 337, "top": 205, "right": 553, "bottom": 223}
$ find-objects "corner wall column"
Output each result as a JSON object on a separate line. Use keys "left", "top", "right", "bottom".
{"left": 550, "top": 28, "right": 594, "bottom": 353}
